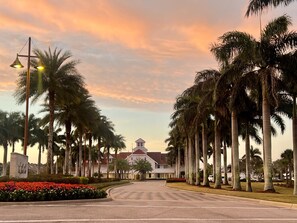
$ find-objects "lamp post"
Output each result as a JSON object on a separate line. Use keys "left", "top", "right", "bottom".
{"left": 10, "top": 37, "right": 43, "bottom": 156}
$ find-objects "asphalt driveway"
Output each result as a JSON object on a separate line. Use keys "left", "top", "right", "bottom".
{"left": 1, "top": 180, "right": 297, "bottom": 222}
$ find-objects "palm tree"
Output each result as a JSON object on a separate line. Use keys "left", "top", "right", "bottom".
{"left": 281, "top": 149, "right": 293, "bottom": 185}
{"left": 165, "top": 127, "right": 184, "bottom": 178}
{"left": 210, "top": 15, "right": 297, "bottom": 191}
{"left": 195, "top": 69, "right": 227, "bottom": 189}
{"left": 102, "top": 129, "right": 115, "bottom": 179}
{"left": 92, "top": 114, "right": 115, "bottom": 178}
{"left": 6, "top": 112, "right": 22, "bottom": 153}
{"left": 170, "top": 95, "right": 193, "bottom": 184}
{"left": 0, "top": 110, "right": 9, "bottom": 176}
{"left": 29, "top": 117, "right": 48, "bottom": 174}
{"left": 279, "top": 52, "right": 297, "bottom": 194}
{"left": 112, "top": 134, "right": 126, "bottom": 179}
{"left": 246, "top": 0, "right": 295, "bottom": 17}
{"left": 54, "top": 86, "right": 97, "bottom": 175}
{"left": 14, "top": 48, "right": 83, "bottom": 174}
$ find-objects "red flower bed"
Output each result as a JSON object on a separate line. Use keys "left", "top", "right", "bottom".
{"left": 0, "top": 181, "right": 93, "bottom": 191}
{"left": 0, "top": 181, "right": 107, "bottom": 202}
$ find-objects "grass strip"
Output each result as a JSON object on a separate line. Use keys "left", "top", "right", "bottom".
{"left": 166, "top": 182, "right": 297, "bottom": 204}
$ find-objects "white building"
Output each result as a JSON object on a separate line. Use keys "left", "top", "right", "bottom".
{"left": 101, "top": 138, "right": 175, "bottom": 179}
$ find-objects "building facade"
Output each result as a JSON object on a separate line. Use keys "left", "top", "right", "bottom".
{"left": 100, "top": 138, "right": 175, "bottom": 179}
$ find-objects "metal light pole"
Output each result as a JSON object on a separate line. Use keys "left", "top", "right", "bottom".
{"left": 10, "top": 37, "right": 43, "bottom": 156}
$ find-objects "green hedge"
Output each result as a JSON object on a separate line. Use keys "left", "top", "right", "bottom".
{"left": 0, "top": 175, "right": 89, "bottom": 184}
{"left": 166, "top": 178, "right": 186, "bottom": 183}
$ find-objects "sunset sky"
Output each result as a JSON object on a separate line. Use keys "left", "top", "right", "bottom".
{"left": 0, "top": 0, "right": 297, "bottom": 164}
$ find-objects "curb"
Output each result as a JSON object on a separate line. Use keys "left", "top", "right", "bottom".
{"left": 0, "top": 197, "right": 112, "bottom": 206}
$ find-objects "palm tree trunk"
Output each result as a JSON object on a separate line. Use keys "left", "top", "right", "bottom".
{"left": 214, "top": 120, "right": 221, "bottom": 189}
{"left": 245, "top": 125, "right": 252, "bottom": 192}
{"left": 37, "top": 144, "right": 42, "bottom": 175}
{"left": 184, "top": 138, "right": 188, "bottom": 182}
{"left": 2, "top": 143, "right": 8, "bottom": 176}
{"left": 195, "top": 131, "right": 201, "bottom": 185}
{"left": 188, "top": 136, "right": 194, "bottom": 185}
{"left": 88, "top": 134, "right": 92, "bottom": 178}
{"left": 47, "top": 92, "right": 54, "bottom": 174}
{"left": 97, "top": 139, "right": 101, "bottom": 178}
{"left": 231, "top": 110, "right": 241, "bottom": 190}
{"left": 262, "top": 78, "right": 275, "bottom": 192}
{"left": 114, "top": 149, "right": 118, "bottom": 179}
{"left": 55, "top": 157, "right": 58, "bottom": 174}
{"left": 83, "top": 132, "right": 87, "bottom": 177}
{"left": 177, "top": 147, "right": 181, "bottom": 178}
{"left": 223, "top": 141, "right": 228, "bottom": 185}
{"left": 202, "top": 124, "right": 209, "bottom": 186}
{"left": 78, "top": 133, "right": 83, "bottom": 177}
{"left": 293, "top": 95, "right": 297, "bottom": 195}
{"left": 107, "top": 146, "right": 110, "bottom": 179}
{"left": 175, "top": 156, "right": 178, "bottom": 178}
{"left": 64, "top": 121, "right": 71, "bottom": 175}
{"left": 213, "top": 144, "right": 216, "bottom": 182}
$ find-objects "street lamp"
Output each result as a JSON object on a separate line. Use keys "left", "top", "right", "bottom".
{"left": 10, "top": 37, "right": 43, "bottom": 156}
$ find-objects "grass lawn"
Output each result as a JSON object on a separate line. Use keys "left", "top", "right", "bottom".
{"left": 90, "top": 180, "right": 130, "bottom": 190}
{"left": 166, "top": 182, "right": 297, "bottom": 204}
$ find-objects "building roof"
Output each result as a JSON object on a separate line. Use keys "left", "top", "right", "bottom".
{"left": 117, "top": 152, "right": 131, "bottom": 160}
{"left": 147, "top": 152, "right": 167, "bottom": 165}
{"left": 135, "top": 138, "right": 145, "bottom": 143}
{"left": 133, "top": 149, "right": 146, "bottom": 155}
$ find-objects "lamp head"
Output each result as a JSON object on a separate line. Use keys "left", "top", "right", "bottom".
{"left": 10, "top": 55, "right": 24, "bottom": 68}
{"left": 34, "top": 59, "right": 45, "bottom": 71}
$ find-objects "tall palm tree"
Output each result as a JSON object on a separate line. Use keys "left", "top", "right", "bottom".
{"left": 0, "top": 110, "right": 9, "bottom": 176}
{"left": 54, "top": 86, "right": 97, "bottom": 175}
{"left": 29, "top": 117, "right": 48, "bottom": 174}
{"left": 112, "top": 134, "right": 126, "bottom": 179}
{"left": 280, "top": 52, "right": 297, "bottom": 194}
{"left": 102, "top": 130, "right": 115, "bottom": 179}
{"left": 170, "top": 95, "right": 193, "bottom": 183}
{"left": 92, "top": 114, "right": 115, "bottom": 178}
{"left": 15, "top": 48, "right": 83, "bottom": 174}
{"left": 6, "top": 112, "right": 22, "bottom": 153}
{"left": 165, "top": 127, "right": 184, "bottom": 178}
{"left": 195, "top": 69, "right": 227, "bottom": 189}
{"left": 281, "top": 149, "right": 293, "bottom": 184}
{"left": 210, "top": 15, "right": 297, "bottom": 191}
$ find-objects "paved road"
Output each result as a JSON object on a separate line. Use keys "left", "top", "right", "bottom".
{"left": 1, "top": 180, "right": 297, "bottom": 222}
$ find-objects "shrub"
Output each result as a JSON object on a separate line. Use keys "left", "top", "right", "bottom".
{"left": 0, "top": 181, "right": 107, "bottom": 202}
{"left": 166, "top": 178, "right": 186, "bottom": 183}
{"left": 0, "top": 175, "right": 89, "bottom": 185}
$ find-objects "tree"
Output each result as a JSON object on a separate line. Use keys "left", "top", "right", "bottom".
{"left": 279, "top": 52, "right": 297, "bottom": 194}
{"left": 109, "top": 159, "right": 130, "bottom": 179}
{"left": 15, "top": 48, "right": 83, "bottom": 174}
{"left": 29, "top": 117, "right": 48, "bottom": 174}
{"left": 281, "top": 149, "right": 293, "bottom": 185}
{"left": 132, "top": 159, "right": 153, "bottom": 180}
{"left": 0, "top": 111, "right": 9, "bottom": 176}
{"left": 210, "top": 15, "right": 297, "bottom": 191}
{"left": 92, "top": 114, "right": 115, "bottom": 178}
{"left": 112, "top": 134, "right": 126, "bottom": 179}
{"left": 246, "top": 0, "right": 296, "bottom": 17}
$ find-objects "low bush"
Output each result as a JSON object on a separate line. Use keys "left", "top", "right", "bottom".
{"left": 166, "top": 178, "right": 186, "bottom": 183}
{"left": 0, "top": 181, "right": 107, "bottom": 202}
{"left": 88, "top": 177, "right": 120, "bottom": 184}
{"left": 0, "top": 175, "right": 89, "bottom": 185}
